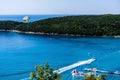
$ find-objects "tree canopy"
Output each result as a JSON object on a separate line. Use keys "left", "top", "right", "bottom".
{"left": 30, "top": 62, "right": 61, "bottom": 80}
{"left": 84, "top": 74, "right": 106, "bottom": 80}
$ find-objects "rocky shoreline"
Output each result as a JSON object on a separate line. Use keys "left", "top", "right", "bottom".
{"left": 0, "top": 29, "right": 120, "bottom": 38}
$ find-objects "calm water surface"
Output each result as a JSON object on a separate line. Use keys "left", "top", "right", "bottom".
{"left": 0, "top": 15, "right": 68, "bottom": 22}
{"left": 0, "top": 32, "right": 120, "bottom": 80}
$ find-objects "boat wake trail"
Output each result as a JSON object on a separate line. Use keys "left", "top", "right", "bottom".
{"left": 21, "top": 58, "right": 95, "bottom": 80}
{"left": 54, "top": 58, "right": 95, "bottom": 74}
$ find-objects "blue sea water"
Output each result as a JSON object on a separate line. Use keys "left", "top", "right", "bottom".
{"left": 0, "top": 15, "right": 120, "bottom": 80}
{"left": 0, "top": 32, "right": 120, "bottom": 80}
{"left": 0, "top": 15, "right": 67, "bottom": 22}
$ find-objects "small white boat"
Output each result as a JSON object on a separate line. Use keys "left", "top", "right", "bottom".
{"left": 72, "top": 69, "right": 84, "bottom": 77}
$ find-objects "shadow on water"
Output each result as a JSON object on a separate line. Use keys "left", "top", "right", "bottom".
{"left": 0, "top": 62, "right": 73, "bottom": 78}
{"left": 0, "top": 70, "right": 32, "bottom": 77}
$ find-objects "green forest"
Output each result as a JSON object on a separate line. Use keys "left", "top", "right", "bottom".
{"left": 0, "top": 14, "right": 120, "bottom": 36}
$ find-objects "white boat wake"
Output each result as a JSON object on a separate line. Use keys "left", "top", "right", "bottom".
{"left": 53, "top": 58, "right": 95, "bottom": 74}
{"left": 21, "top": 58, "right": 95, "bottom": 80}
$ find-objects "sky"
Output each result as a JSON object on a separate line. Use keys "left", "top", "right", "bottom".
{"left": 0, "top": 0, "right": 120, "bottom": 15}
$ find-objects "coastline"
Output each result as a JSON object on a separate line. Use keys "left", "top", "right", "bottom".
{"left": 0, "top": 29, "right": 120, "bottom": 38}
{"left": 0, "top": 15, "right": 120, "bottom": 38}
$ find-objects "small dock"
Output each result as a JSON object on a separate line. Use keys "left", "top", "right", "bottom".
{"left": 84, "top": 68, "right": 120, "bottom": 75}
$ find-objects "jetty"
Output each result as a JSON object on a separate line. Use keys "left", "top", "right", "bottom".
{"left": 84, "top": 68, "right": 120, "bottom": 75}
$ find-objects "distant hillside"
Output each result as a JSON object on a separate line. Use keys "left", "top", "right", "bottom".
{"left": 0, "top": 21, "right": 22, "bottom": 30}
{"left": 0, "top": 15, "right": 120, "bottom": 36}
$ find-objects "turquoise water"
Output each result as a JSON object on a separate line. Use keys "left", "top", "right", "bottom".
{"left": 0, "top": 31, "right": 120, "bottom": 80}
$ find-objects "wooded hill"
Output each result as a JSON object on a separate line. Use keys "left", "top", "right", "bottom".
{"left": 0, "top": 14, "right": 120, "bottom": 36}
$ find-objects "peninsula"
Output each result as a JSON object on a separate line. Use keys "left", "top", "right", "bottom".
{"left": 0, "top": 14, "right": 120, "bottom": 36}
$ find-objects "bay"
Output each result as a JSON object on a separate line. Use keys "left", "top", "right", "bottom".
{"left": 0, "top": 31, "right": 120, "bottom": 80}
{"left": 0, "top": 15, "right": 120, "bottom": 80}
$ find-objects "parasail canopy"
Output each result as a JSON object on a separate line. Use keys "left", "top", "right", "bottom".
{"left": 22, "top": 16, "right": 30, "bottom": 23}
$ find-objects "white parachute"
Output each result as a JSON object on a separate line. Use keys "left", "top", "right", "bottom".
{"left": 22, "top": 16, "right": 30, "bottom": 23}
